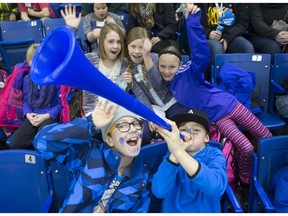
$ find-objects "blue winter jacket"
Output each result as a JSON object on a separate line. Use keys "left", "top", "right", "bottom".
{"left": 216, "top": 62, "right": 256, "bottom": 111}
{"left": 152, "top": 145, "right": 227, "bottom": 213}
{"left": 168, "top": 11, "right": 238, "bottom": 122}
{"left": 33, "top": 115, "right": 151, "bottom": 213}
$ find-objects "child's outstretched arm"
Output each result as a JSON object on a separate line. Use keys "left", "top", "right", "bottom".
{"left": 185, "top": 4, "right": 210, "bottom": 78}
{"left": 142, "top": 38, "right": 154, "bottom": 72}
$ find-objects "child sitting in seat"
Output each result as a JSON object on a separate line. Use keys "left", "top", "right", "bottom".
{"left": 9, "top": 44, "right": 62, "bottom": 149}
{"left": 151, "top": 109, "right": 227, "bottom": 212}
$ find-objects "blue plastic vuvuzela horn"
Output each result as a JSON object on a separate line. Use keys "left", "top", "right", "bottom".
{"left": 30, "top": 27, "right": 172, "bottom": 131}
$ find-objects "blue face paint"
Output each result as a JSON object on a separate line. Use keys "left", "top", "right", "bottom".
{"left": 187, "top": 128, "right": 193, "bottom": 135}
{"left": 119, "top": 137, "right": 125, "bottom": 145}
{"left": 186, "top": 129, "right": 198, "bottom": 136}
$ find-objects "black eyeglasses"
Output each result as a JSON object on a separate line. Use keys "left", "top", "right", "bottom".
{"left": 108, "top": 121, "right": 143, "bottom": 133}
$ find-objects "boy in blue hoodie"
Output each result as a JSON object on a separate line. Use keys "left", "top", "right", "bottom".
{"left": 152, "top": 109, "right": 227, "bottom": 212}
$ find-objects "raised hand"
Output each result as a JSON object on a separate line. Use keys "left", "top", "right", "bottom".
{"left": 105, "top": 16, "right": 117, "bottom": 25}
{"left": 92, "top": 98, "right": 119, "bottom": 129}
{"left": 185, "top": 3, "right": 201, "bottom": 18}
{"left": 61, "top": 4, "right": 82, "bottom": 29}
{"left": 141, "top": 37, "right": 152, "bottom": 57}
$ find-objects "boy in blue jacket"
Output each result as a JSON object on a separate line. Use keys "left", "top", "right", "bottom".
{"left": 33, "top": 99, "right": 151, "bottom": 213}
{"left": 152, "top": 109, "right": 227, "bottom": 212}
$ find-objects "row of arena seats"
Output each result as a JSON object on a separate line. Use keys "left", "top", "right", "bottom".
{"left": 1, "top": 135, "right": 288, "bottom": 213}
{"left": 210, "top": 53, "right": 288, "bottom": 131}
{"left": 0, "top": 140, "right": 243, "bottom": 213}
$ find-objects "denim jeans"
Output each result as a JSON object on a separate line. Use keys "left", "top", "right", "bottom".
{"left": 247, "top": 35, "right": 288, "bottom": 54}
{"left": 208, "top": 36, "right": 255, "bottom": 64}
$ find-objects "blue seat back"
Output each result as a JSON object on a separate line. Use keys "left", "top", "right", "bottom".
{"left": 272, "top": 54, "right": 288, "bottom": 87}
{"left": 0, "top": 150, "right": 54, "bottom": 213}
{"left": 49, "top": 160, "right": 71, "bottom": 211}
{"left": 0, "top": 39, "right": 34, "bottom": 74}
{"left": 43, "top": 18, "right": 66, "bottom": 37}
{"left": 117, "top": 12, "right": 129, "bottom": 32}
{"left": 0, "top": 20, "right": 43, "bottom": 43}
{"left": 76, "top": 18, "right": 90, "bottom": 53}
{"left": 257, "top": 135, "right": 288, "bottom": 193}
{"left": 212, "top": 54, "right": 271, "bottom": 112}
{"left": 140, "top": 141, "right": 168, "bottom": 213}
{"left": 58, "top": 3, "right": 82, "bottom": 17}
{"left": 248, "top": 135, "right": 288, "bottom": 212}
{"left": 270, "top": 54, "right": 288, "bottom": 117}
{"left": 43, "top": 18, "right": 88, "bottom": 53}
{"left": 140, "top": 141, "right": 167, "bottom": 175}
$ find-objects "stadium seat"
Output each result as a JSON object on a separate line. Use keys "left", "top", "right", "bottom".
{"left": 49, "top": 160, "right": 71, "bottom": 211}
{"left": 42, "top": 18, "right": 66, "bottom": 37}
{"left": 0, "top": 20, "right": 43, "bottom": 43}
{"left": 211, "top": 53, "right": 286, "bottom": 131}
{"left": 140, "top": 141, "right": 243, "bottom": 213}
{"left": 42, "top": 18, "right": 89, "bottom": 53}
{"left": 0, "top": 150, "right": 55, "bottom": 212}
{"left": 117, "top": 12, "right": 129, "bottom": 32}
{"left": 58, "top": 3, "right": 82, "bottom": 17}
{"left": 0, "top": 39, "right": 34, "bottom": 74}
{"left": 248, "top": 135, "right": 288, "bottom": 213}
{"left": 75, "top": 18, "right": 90, "bottom": 53}
{"left": 270, "top": 53, "right": 288, "bottom": 118}
{"left": 271, "top": 54, "right": 288, "bottom": 92}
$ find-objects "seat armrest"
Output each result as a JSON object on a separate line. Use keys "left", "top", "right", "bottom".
{"left": 223, "top": 185, "right": 243, "bottom": 213}
{"left": 253, "top": 180, "right": 274, "bottom": 213}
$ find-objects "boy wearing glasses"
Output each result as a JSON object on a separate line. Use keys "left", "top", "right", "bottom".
{"left": 151, "top": 109, "right": 227, "bottom": 212}
{"left": 33, "top": 99, "right": 151, "bottom": 213}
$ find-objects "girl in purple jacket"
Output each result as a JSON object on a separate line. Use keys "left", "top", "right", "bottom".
{"left": 9, "top": 44, "right": 62, "bottom": 149}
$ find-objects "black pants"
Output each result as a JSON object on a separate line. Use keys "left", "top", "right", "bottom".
{"left": 9, "top": 117, "right": 59, "bottom": 149}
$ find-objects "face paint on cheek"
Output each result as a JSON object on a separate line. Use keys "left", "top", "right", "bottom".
{"left": 118, "top": 137, "right": 125, "bottom": 145}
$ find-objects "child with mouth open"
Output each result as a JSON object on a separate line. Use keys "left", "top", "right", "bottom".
{"left": 61, "top": 4, "right": 132, "bottom": 115}
{"left": 33, "top": 98, "right": 151, "bottom": 213}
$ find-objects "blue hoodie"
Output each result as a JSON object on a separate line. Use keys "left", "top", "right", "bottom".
{"left": 152, "top": 145, "right": 227, "bottom": 213}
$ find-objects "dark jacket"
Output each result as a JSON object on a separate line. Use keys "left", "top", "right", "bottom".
{"left": 248, "top": 3, "right": 288, "bottom": 39}
{"left": 198, "top": 3, "right": 249, "bottom": 43}
{"left": 128, "top": 3, "right": 177, "bottom": 40}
